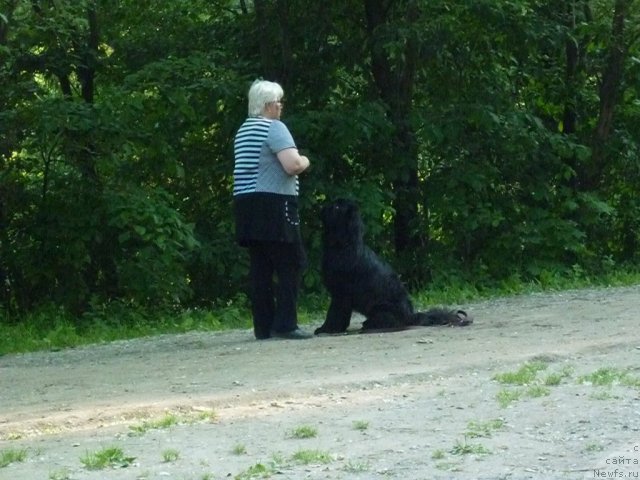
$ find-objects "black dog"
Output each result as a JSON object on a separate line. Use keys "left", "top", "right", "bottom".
{"left": 314, "top": 198, "right": 472, "bottom": 335}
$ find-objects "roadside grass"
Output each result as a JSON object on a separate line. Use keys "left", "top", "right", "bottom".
{"left": 493, "top": 361, "right": 572, "bottom": 407}
{"left": 291, "top": 449, "right": 333, "bottom": 465}
{"left": 584, "top": 443, "right": 605, "bottom": 453}
{"left": 128, "top": 410, "right": 216, "bottom": 437}
{"left": 494, "top": 362, "right": 639, "bottom": 408}
{"left": 543, "top": 365, "right": 574, "bottom": 386}
{"left": 343, "top": 459, "right": 370, "bottom": 473}
{"left": 578, "top": 367, "right": 640, "bottom": 389}
{"left": 0, "top": 299, "right": 254, "bottom": 355}
{"left": 493, "top": 361, "right": 548, "bottom": 385}
{"left": 589, "top": 390, "right": 618, "bottom": 400}
{"left": 432, "top": 449, "right": 446, "bottom": 460}
{"left": 161, "top": 449, "right": 180, "bottom": 463}
{"left": 450, "top": 438, "right": 492, "bottom": 456}
{"left": 232, "top": 443, "right": 247, "bottom": 455}
{"left": 234, "top": 449, "right": 334, "bottom": 479}
{"left": 80, "top": 446, "right": 135, "bottom": 470}
{"left": 3, "top": 270, "right": 640, "bottom": 355}
{"left": 129, "top": 413, "right": 179, "bottom": 436}
{"left": 352, "top": 420, "right": 369, "bottom": 431}
{"left": 48, "top": 469, "right": 72, "bottom": 480}
{"left": 465, "top": 419, "right": 505, "bottom": 438}
{"left": 234, "top": 455, "right": 285, "bottom": 480}
{"left": 496, "top": 388, "right": 523, "bottom": 408}
{"left": 287, "top": 425, "right": 318, "bottom": 439}
{"left": 431, "top": 418, "right": 501, "bottom": 468}
{"left": 0, "top": 447, "right": 27, "bottom": 468}
{"left": 578, "top": 367, "right": 640, "bottom": 401}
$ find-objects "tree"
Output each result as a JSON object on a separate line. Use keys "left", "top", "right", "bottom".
{"left": 1, "top": 0, "right": 639, "bottom": 320}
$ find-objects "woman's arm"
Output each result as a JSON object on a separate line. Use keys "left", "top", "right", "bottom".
{"left": 277, "top": 148, "right": 310, "bottom": 175}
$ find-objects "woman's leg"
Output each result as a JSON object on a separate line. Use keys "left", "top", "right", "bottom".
{"left": 271, "top": 242, "right": 306, "bottom": 333}
{"left": 248, "top": 244, "right": 275, "bottom": 339}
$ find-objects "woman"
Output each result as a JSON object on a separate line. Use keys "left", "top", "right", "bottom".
{"left": 233, "top": 79, "right": 311, "bottom": 340}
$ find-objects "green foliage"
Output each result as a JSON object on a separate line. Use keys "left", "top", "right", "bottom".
{"left": 0, "top": 0, "right": 639, "bottom": 325}
{"left": 105, "top": 186, "right": 199, "bottom": 306}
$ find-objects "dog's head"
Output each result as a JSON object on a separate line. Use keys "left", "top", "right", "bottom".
{"left": 320, "top": 198, "right": 364, "bottom": 248}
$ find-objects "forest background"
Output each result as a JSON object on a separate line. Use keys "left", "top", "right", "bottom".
{"left": 1, "top": 0, "right": 639, "bottom": 346}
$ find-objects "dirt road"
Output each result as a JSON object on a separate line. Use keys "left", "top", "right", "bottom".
{"left": 1, "top": 286, "right": 639, "bottom": 479}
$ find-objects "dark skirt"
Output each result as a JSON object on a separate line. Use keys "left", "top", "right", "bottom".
{"left": 234, "top": 192, "right": 302, "bottom": 247}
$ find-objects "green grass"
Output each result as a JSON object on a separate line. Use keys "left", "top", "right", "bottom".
{"left": 162, "top": 449, "right": 180, "bottom": 463}
{"left": 129, "top": 413, "right": 179, "bottom": 435}
{"left": 493, "top": 361, "right": 548, "bottom": 385}
{"left": 2, "top": 270, "right": 640, "bottom": 355}
{"left": 579, "top": 367, "right": 640, "bottom": 388}
{"left": 291, "top": 449, "right": 333, "bottom": 465}
{"left": 412, "top": 268, "right": 640, "bottom": 307}
{"left": 584, "top": 443, "right": 605, "bottom": 453}
{"left": 232, "top": 443, "right": 247, "bottom": 455}
{"left": 496, "top": 388, "right": 523, "bottom": 408}
{"left": 589, "top": 390, "right": 618, "bottom": 400}
{"left": 465, "top": 419, "right": 506, "bottom": 438}
{"left": 526, "top": 384, "right": 551, "bottom": 398}
{"left": 128, "top": 411, "right": 216, "bottom": 436}
{"left": 540, "top": 364, "right": 574, "bottom": 386}
{"left": 235, "top": 462, "right": 275, "bottom": 480}
{"left": 431, "top": 449, "right": 446, "bottom": 460}
{"left": 287, "top": 425, "right": 318, "bottom": 439}
{"left": 0, "top": 448, "right": 28, "bottom": 468}
{"left": 352, "top": 420, "right": 370, "bottom": 431}
{"left": 494, "top": 361, "right": 572, "bottom": 407}
{"left": 80, "top": 446, "right": 135, "bottom": 470}
{"left": 48, "top": 469, "right": 72, "bottom": 480}
{"left": 343, "top": 460, "right": 370, "bottom": 472}
{"left": 450, "top": 438, "right": 491, "bottom": 456}
{"left": 0, "top": 300, "right": 253, "bottom": 355}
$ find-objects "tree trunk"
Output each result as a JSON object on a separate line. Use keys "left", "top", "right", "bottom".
{"left": 79, "top": 3, "right": 99, "bottom": 104}
{"left": 363, "top": 0, "right": 424, "bottom": 257}
{"left": 562, "top": 3, "right": 579, "bottom": 135}
{"left": 585, "top": 0, "right": 631, "bottom": 190}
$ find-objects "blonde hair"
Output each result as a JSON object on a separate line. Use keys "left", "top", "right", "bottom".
{"left": 247, "top": 79, "right": 284, "bottom": 117}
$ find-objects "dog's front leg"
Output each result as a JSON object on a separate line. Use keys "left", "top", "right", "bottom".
{"left": 314, "top": 296, "right": 352, "bottom": 334}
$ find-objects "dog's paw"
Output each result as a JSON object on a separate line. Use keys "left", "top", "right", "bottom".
{"left": 314, "top": 326, "right": 347, "bottom": 335}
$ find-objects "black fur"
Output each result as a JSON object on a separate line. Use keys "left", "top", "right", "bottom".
{"left": 314, "top": 198, "right": 472, "bottom": 335}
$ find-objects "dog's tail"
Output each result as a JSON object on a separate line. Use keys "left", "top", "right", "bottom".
{"left": 411, "top": 308, "right": 473, "bottom": 327}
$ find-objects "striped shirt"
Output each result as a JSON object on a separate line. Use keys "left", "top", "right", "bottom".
{"left": 233, "top": 117, "right": 299, "bottom": 196}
